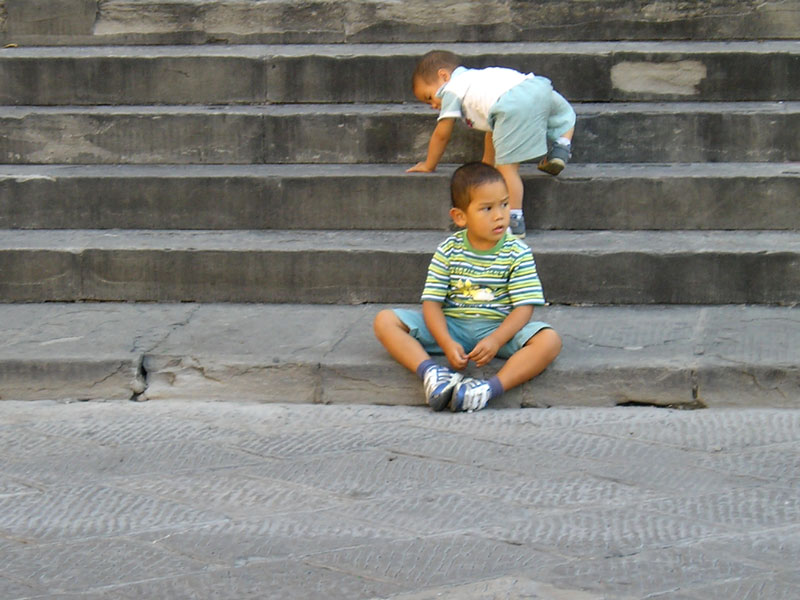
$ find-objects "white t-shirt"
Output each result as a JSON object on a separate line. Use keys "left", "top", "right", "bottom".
{"left": 437, "top": 66, "right": 530, "bottom": 131}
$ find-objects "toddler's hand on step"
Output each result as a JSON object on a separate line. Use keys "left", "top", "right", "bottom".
{"left": 407, "top": 162, "right": 435, "bottom": 173}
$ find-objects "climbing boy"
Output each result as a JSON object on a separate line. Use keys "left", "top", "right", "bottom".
{"left": 374, "top": 162, "right": 561, "bottom": 412}
{"left": 407, "top": 50, "right": 576, "bottom": 237}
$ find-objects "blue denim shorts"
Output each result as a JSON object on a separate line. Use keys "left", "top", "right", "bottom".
{"left": 489, "top": 75, "right": 576, "bottom": 165}
{"left": 393, "top": 309, "right": 552, "bottom": 359}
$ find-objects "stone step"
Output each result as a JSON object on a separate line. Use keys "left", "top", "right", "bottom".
{"left": 1, "top": 302, "right": 797, "bottom": 408}
{"left": 1, "top": 229, "right": 797, "bottom": 304}
{"left": 1, "top": 0, "right": 796, "bottom": 45}
{"left": 2, "top": 163, "right": 799, "bottom": 231}
{"left": 2, "top": 42, "right": 798, "bottom": 105}
{"left": 1, "top": 103, "right": 798, "bottom": 165}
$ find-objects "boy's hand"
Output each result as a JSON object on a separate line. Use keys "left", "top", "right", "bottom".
{"left": 407, "top": 162, "right": 435, "bottom": 173}
{"left": 468, "top": 337, "right": 501, "bottom": 367}
{"left": 443, "top": 341, "right": 469, "bottom": 370}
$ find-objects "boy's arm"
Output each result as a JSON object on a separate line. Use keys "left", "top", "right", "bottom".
{"left": 407, "top": 118, "right": 455, "bottom": 173}
{"left": 468, "top": 305, "right": 534, "bottom": 367}
{"left": 422, "top": 300, "right": 468, "bottom": 369}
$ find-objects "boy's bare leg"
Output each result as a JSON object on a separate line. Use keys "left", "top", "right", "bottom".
{"left": 495, "top": 163, "right": 523, "bottom": 211}
{"left": 482, "top": 131, "right": 496, "bottom": 166}
{"left": 495, "top": 328, "right": 562, "bottom": 391}
{"left": 373, "top": 309, "right": 430, "bottom": 372}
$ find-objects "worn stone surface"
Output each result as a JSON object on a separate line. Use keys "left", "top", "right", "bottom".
{"left": 1, "top": 0, "right": 797, "bottom": 44}
{"left": 3, "top": 42, "right": 796, "bottom": 105}
{"left": 3, "top": 103, "right": 797, "bottom": 165}
{"left": 1, "top": 303, "right": 798, "bottom": 406}
{"left": 0, "top": 229, "right": 798, "bottom": 304}
{"left": 2, "top": 163, "right": 799, "bottom": 231}
{"left": 0, "top": 401, "right": 798, "bottom": 598}
{"left": 5, "top": 0, "right": 96, "bottom": 36}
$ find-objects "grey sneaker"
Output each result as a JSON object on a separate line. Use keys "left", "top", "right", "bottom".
{"left": 423, "top": 365, "right": 464, "bottom": 411}
{"left": 538, "top": 141, "right": 571, "bottom": 176}
{"left": 450, "top": 377, "right": 492, "bottom": 413}
{"left": 508, "top": 213, "right": 526, "bottom": 237}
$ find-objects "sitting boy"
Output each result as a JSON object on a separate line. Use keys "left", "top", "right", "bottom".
{"left": 373, "top": 162, "right": 561, "bottom": 412}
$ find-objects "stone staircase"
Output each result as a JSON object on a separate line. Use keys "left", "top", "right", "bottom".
{"left": 1, "top": 1, "right": 798, "bottom": 406}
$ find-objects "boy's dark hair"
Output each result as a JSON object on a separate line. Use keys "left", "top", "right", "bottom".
{"left": 450, "top": 162, "right": 506, "bottom": 210}
{"left": 413, "top": 50, "right": 459, "bottom": 84}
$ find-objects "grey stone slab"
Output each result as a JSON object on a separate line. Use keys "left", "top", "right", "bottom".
{"left": 3, "top": 163, "right": 798, "bottom": 231}
{"left": 115, "top": 470, "right": 345, "bottom": 519}
{"left": 243, "top": 450, "right": 510, "bottom": 500}
{"left": 466, "top": 472, "right": 665, "bottom": 511}
{"left": 546, "top": 546, "right": 764, "bottom": 598}
{"left": 0, "top": 473, "right": 38, "bottom": 498}
{"left": 335, "top": 490, "right": 539, "bottom": 537}
{"left": 0, "top": 106, "right": 266, "bottom": 165}
{"left": 486, "top": 506, "right": 729, "bottom": 559}
{"left": 220, "top": 422, "right": 442, "bottom": 460}
{"left": 21, "top": 408, "right": 241, "bottom": 447}
{"left": 1, "top": 103, "right": 798, "bottom": 165}
{"left": 5, "top": 0, "right": 96, "bottom": 36}
{"left": 662, "top": 578, "right": 800, "bottom": 600}
{"left": 99, "top": 560, "right": 404, "bottom": 600}
{"left": 643, "top": 487, "right": 800, "bottom": 530}
{"left": 1, "top": 304, "right": 799, "bottom": 406}
{"left": 6, "top": 0, "right": 794, "bottom": 44}
{"left": 382, "top": 576, "right": 611, "bottom": 600}
{"left": 0, "top": 439, "right": 258, "bottom": 488}
{"left": 586, "top": 458, "right": 767, "bottom": 497}
{"left": 0, "top": 576, "right": 43, "bottom": 600}
{"left": 691, "top": 527, "right": 800, "bottom": 574}
{"left": 2, "top": 537, "right": 207, "bottom": 594}
{"left": 0, "top": 483, "right": 224, "bottom": 542}
{"left": 0, "top": 298, "right": 192, "bottom": 400}
{"left": 0, "top": 47, "right": 267, "bottom": 105}
{"left": 262, "top": 41, "right": 800, "bottom": 103}
{"left": 258, "top": 102, "right": 800, "bottom": 164}
{"left": 0, "top": 230, "right": 798, "bottom": 304}
{"left": 135, "top": 512, "right": 407, "bottom": 566}
{"left": 0, "top": 401, "right": 798, "bottom": 598}
{"left": 381, "top": 430, "right": 605, "bottom": 477}
{"left": 306, "top": 534, "right": 565, "bottom": 590}
{"left": 0, "top": 422, "right": 100, "bottom": 456}
{"left": 688, "top": 443, "right": 800, "bottom": 490}
{"left": 580, "top": 409, "right": 800, "bottom": 451}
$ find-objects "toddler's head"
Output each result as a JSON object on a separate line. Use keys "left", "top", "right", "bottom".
{"left": 449, "top": 163, "right": 510, "bottom": 248}
{"left": 450, "top": 162, "right": 506, "bottom": 211}
{"left": 412, "top": 50, "right": 459, "bottom": 108}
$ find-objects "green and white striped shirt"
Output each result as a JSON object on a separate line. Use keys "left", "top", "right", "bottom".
{"left": 421, "top": 230, "right": 545, "bottom": 319}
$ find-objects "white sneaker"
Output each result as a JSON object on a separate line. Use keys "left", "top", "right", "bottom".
{"left": 450, "top": 377, "right": 492, "bottom": 412}
{"left": 423, "top": 365, "right": 463, "bottom": 412}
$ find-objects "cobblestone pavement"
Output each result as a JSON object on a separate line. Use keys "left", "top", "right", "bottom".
{"left": 1, "top": 401, "right": 799, "bottom": 599}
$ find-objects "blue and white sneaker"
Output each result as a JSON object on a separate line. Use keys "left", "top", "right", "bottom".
{"left": 450, "top": 377, "right": 492, "bottom": 413}
{"left": 423, "top": 365, "right": 464, "bottom": 411}
{"left": 508, "top": 213, "right": 526, "bottom": 238}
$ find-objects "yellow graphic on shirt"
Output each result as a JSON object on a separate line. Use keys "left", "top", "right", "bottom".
{"left": 454, "top": 278, "right": 495, "bottom": 302}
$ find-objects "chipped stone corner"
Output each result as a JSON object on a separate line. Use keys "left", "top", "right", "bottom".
{"left": 139, "top": 355, "right": 322, "bottom": 403}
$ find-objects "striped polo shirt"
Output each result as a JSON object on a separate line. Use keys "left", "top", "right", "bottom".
{"left": 421, "top": 230, "right": 545, "bottom": 319}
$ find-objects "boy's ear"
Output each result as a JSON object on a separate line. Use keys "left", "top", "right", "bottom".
{"left": 450, "top": 207, "right": 467, "bottom": 228}
{"left": 437, "top": 68, "right": 451, "bottom": 83}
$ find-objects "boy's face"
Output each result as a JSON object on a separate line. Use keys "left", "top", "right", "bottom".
{"left": 413, "top": 71, "right": 450, "bottom": 110}
{"left": 450, "top": 180, "right": 510, "bottom": 250}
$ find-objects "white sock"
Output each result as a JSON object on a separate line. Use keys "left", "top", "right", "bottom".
{"left": 556, "top": 137, "right": 571, "bottom": 148}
